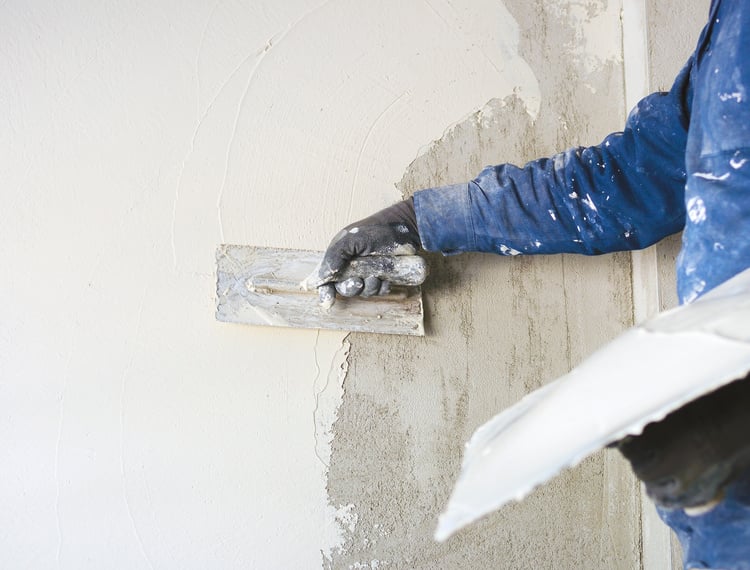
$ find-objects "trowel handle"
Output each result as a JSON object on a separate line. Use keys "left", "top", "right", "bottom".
{"left": 340, "top": 255, "right": 428, "bottom": 287}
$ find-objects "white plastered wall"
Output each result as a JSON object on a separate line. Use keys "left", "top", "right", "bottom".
{"left": 1, "top": 1, "right": 540, "bottom": 568}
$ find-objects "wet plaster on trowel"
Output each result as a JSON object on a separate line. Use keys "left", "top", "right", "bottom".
{"left": 326, "top": 1, "right": 646, "bottom": 568}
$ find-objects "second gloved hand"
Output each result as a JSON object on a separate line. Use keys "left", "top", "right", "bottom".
{"left": 312, "top": 198, "right": 421, "bottom": 305}
{"left": 617, "top": 374, "right": 750, "bottom": 514}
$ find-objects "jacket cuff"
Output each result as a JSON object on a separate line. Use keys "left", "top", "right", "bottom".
{"left": 414, "top": 183, "right": 475, "bottom": 253}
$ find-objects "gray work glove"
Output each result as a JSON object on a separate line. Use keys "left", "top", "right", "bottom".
{"left": 311, "top": 198, "right": 421, "bottom": 305}
{"left": 617, "top": 374, "right": 750, "bottom": 514}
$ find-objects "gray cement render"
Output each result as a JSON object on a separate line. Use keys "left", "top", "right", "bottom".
{"left": 327, "top": 1, "right": 711, "bottom": 568}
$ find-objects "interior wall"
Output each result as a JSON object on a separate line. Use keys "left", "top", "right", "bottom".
{"left": 327, "top": 1, "right": 644, "bottom": 568}
{"left": 0, "top": 1, "right": 712, "bottom": 569}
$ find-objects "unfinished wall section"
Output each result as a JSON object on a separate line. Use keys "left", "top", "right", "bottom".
{"left": 327, "top": 2, "right": 644, "bottom": 568}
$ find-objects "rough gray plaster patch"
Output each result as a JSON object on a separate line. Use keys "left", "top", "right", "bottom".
{"left": 326, "top": 2, "right": 643, "bottom": 568}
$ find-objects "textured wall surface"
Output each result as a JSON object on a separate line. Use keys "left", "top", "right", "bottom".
{"left": 327, "top": 2, "right": 644, "bottom": 568}
{"left": 0, "top": 0, "right": 712, "bottom": 569}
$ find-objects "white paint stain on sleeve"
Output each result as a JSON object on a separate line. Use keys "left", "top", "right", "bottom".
{"left": 718, "top": 91, "right": 744, "bottom": 102}
{"left": 687, "top": 196, "right": 707, "bottom": 224}
{"left": 693, "top": 171, "right": 730, "bottom": 181}
{"left": 581, "top": 193, "right": 598, "bottom": 212}
{"left": 730, "top": 156, "right": 748, "bottom": 169}
{"left": 499, "top": 244, "right": 522, "bottom": 256}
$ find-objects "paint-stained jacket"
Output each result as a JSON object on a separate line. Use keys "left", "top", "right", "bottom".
{"left": 414, "top": 0, "right": 750, "bottom": 306}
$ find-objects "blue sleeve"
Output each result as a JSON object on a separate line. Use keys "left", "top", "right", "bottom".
{"left": 414, "top": 61, "right": 693, "bottom": 256}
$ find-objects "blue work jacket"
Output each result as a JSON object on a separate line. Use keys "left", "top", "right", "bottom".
{"left": 414, "top": 0, "right": 750, "bottom": 306}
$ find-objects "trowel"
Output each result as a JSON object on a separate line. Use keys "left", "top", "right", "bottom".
{"left": 215, "top": 244, "right": 428, "bottom": 335}
{"left": 434, "top": 267, "right": 750, "bottom": 541}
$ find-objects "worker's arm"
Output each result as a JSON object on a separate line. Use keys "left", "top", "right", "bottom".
{"left": 315, "top": 59, "right": 694, "bottom": 300}
{"left": 416, "top": 60, "right": 692, "bottom": 257}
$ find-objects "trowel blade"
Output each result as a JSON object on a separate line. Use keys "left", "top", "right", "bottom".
{"left": 215, "top": 244, "right": 425, "bottom": 336}
{"left": 435, "top": 267, "right": 750, "bottom": 541}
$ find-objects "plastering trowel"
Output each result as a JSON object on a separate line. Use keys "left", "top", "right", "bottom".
{"left": 215, "top": 244, "right": 428, "bottom": 335}
{"left": 435, "top": 266, "right": 750, "bottom": 541}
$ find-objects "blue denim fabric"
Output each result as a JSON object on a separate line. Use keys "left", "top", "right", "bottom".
{"left": 414, "top": 55, "right": 692, "bottom": 259}
{"left": 678, "top": 0, "right": 750, "bottom": 303}
{"left": 659, "top": 467, "right": 750, "bottom": 570}
{"left": 414, "top": 0, "right": 750, "bottom": 566}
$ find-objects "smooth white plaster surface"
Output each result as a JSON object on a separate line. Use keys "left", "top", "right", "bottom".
{"left": 0, "top": 0, "right": 540, "bottom": 567}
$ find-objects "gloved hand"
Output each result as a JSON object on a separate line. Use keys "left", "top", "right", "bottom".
{"left": 310, "top": 198, "right": 421, "bottom": 306}
{"left": 617, "top": 374, "right": 750, "bottom": 514}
